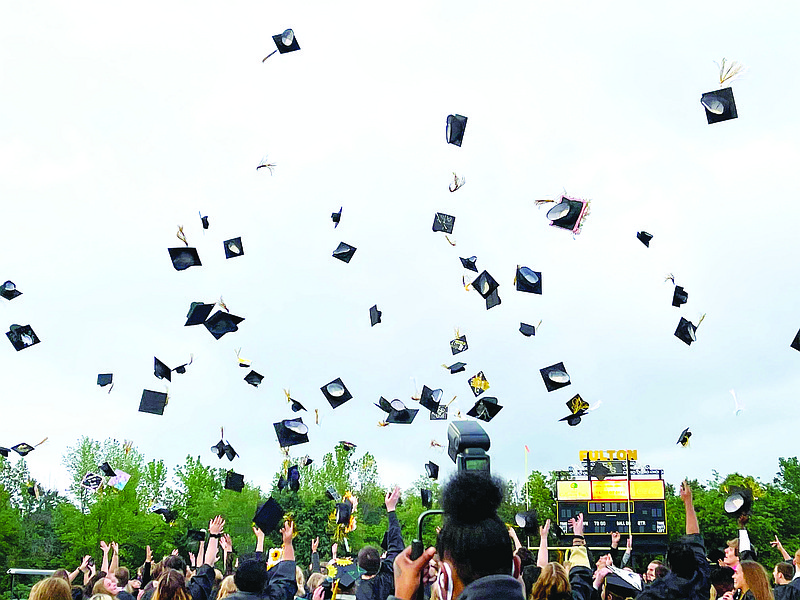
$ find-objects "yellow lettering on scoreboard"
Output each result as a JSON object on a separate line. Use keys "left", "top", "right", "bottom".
{"left": 578, "top": 449, "right": 638, "bottom": 461}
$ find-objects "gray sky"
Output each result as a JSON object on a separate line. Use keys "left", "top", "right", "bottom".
{"left": 2, "top": 1, "right": 800, "bottom": 498}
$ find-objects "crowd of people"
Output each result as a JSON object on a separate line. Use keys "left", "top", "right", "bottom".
{"left": 21, "top": 474, "right": 800, "bottom": 600}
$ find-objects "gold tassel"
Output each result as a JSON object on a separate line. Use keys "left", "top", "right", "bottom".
{"left": 445, "top": 235, "right": 456, "bottom": 246}
{"left": 315, "top": 409, "right": 320, "bottom": 425}
{"left": 35, "top": 437, "right": 48, "bottom": 448}
{"left": 534, "top": 199, "right": 555, "bottom": 206}
{"left": 665, "top": 273, "right": 675, "bottom": 284}
{"left": 176, "top": 226, "right": 188, "bottom": 247}
{"left": 446, "top": 395, "right": 457, "bottom": 407}
{"left": 377, "top": 421, "right": 388, "bottom": 427}
{"left": 449, "top": 173, "right": 465, "bottom": 192}
{"left": 718, "top": 58, "right": 744, "bottom": 85}
{"left": 218, "top": 297, "right": 229, "bottom": 312}
{"left": 697, "top": 313, "right": 706, "bottom": 328}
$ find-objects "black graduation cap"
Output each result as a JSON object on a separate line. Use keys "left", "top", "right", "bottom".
{"left": 339, "top": 441, "right": 357, "bottom": 452}
{"left": 590, "top": 461, "right": 611, "bottom": 480}
{"left": 520, "top": 323, "right": 537, "bottom": 337}
{"left": 332, "top": 242, "right": 357, "bottom": 263}
{"left": 450, "top": 335, "right": 468, "bottom": 354}
{"left": 204, "top": 311, "right": 244, "bottom": 340}
{"left": 200, "top": 214, "right": 210, "bottom": 230}
{"left": 321, "top": 378, "right": 353, "bottom": 408}
{"left": 446, "top": 114, "right": 468, "bottom": 146}
{"left": 637, "top": 231, "right": 653, "bottom": 247}
{"left": 419, "top": 386, "right": 443, "bottom": 413}
{"left": 187, "top": 529, "right": 207, "bottom": 542}
{"left": 467, "top": 397, "right": 502, "bottom": 422}
{"left": 672, "top": 286, "right": 688, "bottom": 307}
{"left": 289, "top": 397, "right": 306, "bottom": 412}
{"left": 185, "top": 302, "right": 215, "bottom": 326}
{"left": 369, "top": 305, "right": 382, "bottom": 326}
{"left": 444, "top": 362, "right": 466, "bottom": 374}
{"left": 11, "top": 443, "right": 36, "bottom": 457}
{"left": 272, "top": 29, "right": 300, "bottom": 53}
{"left": 1, "top": 281, "right": 21, "bottom": 300}
{"left": 97, "top": 374, "right": 113, "bottom": 387}
{"left": 485, "top": 289, "right": 501, "bottom": 310}
{"left": 701, "top": 87, "right": 737, "bottom": 124}
{"left": 80, "top": 472, "right": 102, "bottom": 490}
{"left": 677, "top": 427, "right": 691, "bottom": 447}
{"left": 222, "top": 443, "right": 238, "bottom": 461}
{"left": 386, "top": 401, "right": 419, "bottom": 425}
{"left": 153, "top": 507, "right": 178, "bottom": 522}
{"left": 154, "top": 357, "right": 172, "bottom": 381}
{"left": 544, "top": 196, "right": 590, "bottom": 233}
{"left": 559, "top": 394, "right": 589, "bottom": 426}
{"left": 224, "top": 470, "right": 245, "bottom": 492}
{"left": 515, "top": 510, "right": 539, "bottom": 532}
{"left": 139, "top": 390, "right": 168, "bottom": 415}
{"left": 723, "top": 486, "right": 753, "bottom": 517}
{"left": 515, "top": 266, "right": 542, "bottom": 294}
{"left": 223, "top": 237, "right": 244, "bottom": 259}
{"left": 99, "top": 462, "right": 115, "bottom": 477}
{"left": 468, "top": 371, "right": 489, "bottom": 396}
{"left": 675, "top": 317, "right": 698, "bottom": 345}
{"left": 335, "top": 498, "right": 353, "bottom": 524}
{"left": 375, "top": 396, "right": 395, "bottom": 413}
{"left": 244, "top": 370, "right": 264, "bottom": 387}
{"left": 6, "top": 324, "right": 40, "bottom": 351}
{"left": 168, "top": 247, "right": 202, "bottom": 271}
{"left": 603, "top": 571, "right": 643, "bottom": 597}
{"left": 431, "top": 405, "right": 448, "bottom": 420}
{"left": 332, "top": 207, "right": 342, "bottom": 227}
{"left": 0, "top": 448, "right": 9, "bottom": 458}
{"left": 421, "top": 489, "right": 433, "bottom": 509}
{"left": 325, "top": 486, "right": 340, "bottom": 501}
{"left": 470, "top": 271, "right": 499, "bottom": 299}
{"left": 299, "top": 456, "right": 313, "bottom": 467}
{"left": 540, "top": 362, "right": 571, "bottom": 392}
{"left": 425, "top": 461, "right": 439, "bottom": 480}
{"left": 460, "top": 256, "right": 478, "bottom": 272}
{"left": 212, "top": 438, "right": 238, "bottom": 461}
{"left": 253, "top": 497, "right": 285, "bottom": 534}
{"left": 432, "top": 212, "right": 456, "bottom": 234}
{"left": 791, "top": 329, "right": 800, "bottom": 352}
{"left": 274, "top": 418, "right": 309, "bottom": 448}
{"left": 173, "top": 356, "right": 192, "bottom": 374}
{"left": 334, "top": 563, "right": 361, "bottom": 588}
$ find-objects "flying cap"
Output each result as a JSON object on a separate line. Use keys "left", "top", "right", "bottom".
{"left": 468, "top": 371, "right": 490, "bottom": 397}
{"left": 432, "top": 212, "right": 456, "bottom": 234}
{"left": 153, "top": 507, "right": 178, "bottom": 522}
{"left": 6, "top": 324, "right": 40, "bottom": 351}
{"left": 419, "top": 386, "right": 443, "bottom": 413}
{"left": 97, "top": 374, "right": 113, "bottom": 387}
{"left": 11, "top": 443, "right": 37, "bottom": 457}
{"left": 0, "top": 281, "right": 21, "bottom": 300}
{"left": 467, "top": 397, "right": 502, "bottom": 422}
{"left": 200, "top": 214, "right": 209, "bottom": 230}
{"left": 185, "top": 302, "right": 215, "bottom": 326}
{"left": 223, "top": 237, "right": 244, "bottom": 259}
{"left": 369, "top": 305, "right": 382, "bottom": 327}
{"left": 321, "top": 378, "right": 353, "bottom": 408}
{"left": 460, "top": 256, "right": 478, "bottom": 272}
{"left": 154, "top": 357, "right": 172, "bottom": 381}
{"left": 244, "top": 371, "right": 264, "bottom": 387}
{"left": 519, "top": 323, "right": 537, "bottom": 337}
{"left": 515, "top": 266, "right": 542, "bottom": 294}
{"left": 139, "top": 390, "right": 168, "bottom": 415}
{"left": 168, "top": 247, "right": 202, "bottom": 271}
{"left": 385, "top": 401, "right": 419, "bottom": 425}
{"left": 485, "top": 289, "right": 501, "bottom": 310}
{"left": 559, "top": 394, "right": 589, "bottom": 426}
{"left": 98, "top": 462, "right": 115, "bottom": 477}
{"left": 331, "top": 207, "right": 342, "bottom": 227}
{"left": 637, "top": 231, "right": 653, "bottom": 247}
{"left": 446, "top": 114, "right": 468, "bottom": 146}
{"left": 677, "top": 427, "right": 691, "bottom": 447}
{"left": 672, "top": 286, "right": 688, "bottom": 308}
{"left": 443, "top": 361, "right": 467, "bottom": 374}
{"left": 791, "top": 329, "right": 800, "bottom": 352}
{"left": 675, "top": 317, "right": 699, "bottom": 345}
{"left": 540, "top": 362, "right": 571, "bottom": 392}
{"left": 332, "top": 242, "right": 357, "bottom": 263}
{"left": 450, "top": 335, "right": 468, "bottom": 355}
{"left": 272, "top": 29, "right": 300, "bottom": 54}
{"left": 274, "top": 418, "right": 310, "bottom": 447}
{"left": 470, "top": 271, "right": 499, "bottom": 299}
{"left": 225, "top": 470, "right": 245, "bottom": 492}
{"left": 81, "top": 472, "right": 103, "bottom": 491}
{"left": 431, "top": 405, "right": 448, "bottom": 420}
{"left": 425, "top": 461, "right": 439, "bottom": 480}
{"left": 701, "top": 87, "right": 737, "bottom": 124}
{"left": 539, "top": 195, "right": 590, "bottom": 234}
{"left": 204, "top": 311, "right": 244, "bottom": 340}
{"left": 421, "top": 489, "right": 433, "bottom": 509}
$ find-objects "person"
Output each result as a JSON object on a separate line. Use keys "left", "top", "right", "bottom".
{"left": 722, "top": 561, "right": 774, "bottom": 600}
{"left": 389, "top": 471, "right": 531, "bottom": 600}
{"left": 306, "top": 573, "right": 325, "bottom": 599}
{"left": 356, "top": 485, "right": 404, "bottom": 600}
{"left": 92, "top": 576, "right": 120, "bottom": 596}
{"left": 115, "top": 567, "right": 136, "bottom": 600}
{"left": 723, "top": 539, "right": 741, "bottom": 571}
{"left": 771, "top": 537, "right": 800, "bottom": 591}
{"left": 530, "top": 516, "right": 593, "bottom": 600}
{"left": 217, "top": 575, "right": 238, "bottom": 598}
{"left": 29, "top": 576, "right": 72, "bottom": 600}
{"left": 644, "top": 561, "right": 664, "bottom": 585}
{"left": 636, "top": 480, "right": 709, "bottom": 600}
{"left": 153, "top": 570, "right": 192, "bottom": 600}
{"left": 773, "top": 563, "right": 800, "bottom": 600}
{"left": 294, "top": 567, "right": 306, "bottom": 598}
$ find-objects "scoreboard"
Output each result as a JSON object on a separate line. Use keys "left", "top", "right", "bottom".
{"left": 556, "top": 478, "right": 667, "bottom": 549}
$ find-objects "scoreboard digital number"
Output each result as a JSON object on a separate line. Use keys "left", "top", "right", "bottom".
{"left": 556, "top": 479, "right": 667, "bottom": 544}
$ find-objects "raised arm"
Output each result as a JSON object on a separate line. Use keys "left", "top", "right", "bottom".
{"left": 680, "top": 480, "right": 699, "bottom": 535}
{"left": 253, "top": 525, "right": 266, "bottom": 563}
{"left": 772, "top": 535, "right": 792, "bottom": 561}
{"left": 204, "top": 515, "right": 225, "bottom": 566}
{"left": 100, "top": 540, "right": 111, "bottom": 574}
{"left": 384, "top": 486, "right": 405, "bottom": 562}
{"left": 261, "top": 520, "right": 299, "bottom": 600}
{"left": 508, "top": 526, "right": 522, "bottom": 553}
{"left": 537, "top": 519, "right": 551, "bottom": 568}
{"left": 110, "top": 541, "right": 120, "bottom": 574}
{"left": 311, "top": 537, "right": 320, "bottom": 573}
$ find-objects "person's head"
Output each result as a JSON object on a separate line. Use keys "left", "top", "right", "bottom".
{"left": 90, "top": 595, "right": 114, "bottom": 600}
{"left": 295, "top": 566, "right": 306, "bottom": 595}
{"left": 436, "top": 471, "right": 518, "bottom": 599}
{"left": 711, "top": 566, "right": 735, "bottom": 598}
{"left": 30, "top": 577, "right": 72, "bottom": 600}
{"left": 645, "top": 560, "right": 662, "bottom": 583}
{"left": 84, "top": 571, "right": 106, "bottom": 598}
{"left": 216, "top": 575, "right": 237, "bottom": 599}
{"left": 794, "top": 549, "right": 800, "bottom": 567}
{"left": 515, "top": 547, "right": 534, "bottom": 568}
{"left": 53, "top": 569, "right": 71, "bottom": 580}
{"left": 92, "top": 577, "right": 118, "bottom": 597}
{"left": 234, "top": 559, "right": 268, "bottom": 594}
{"left": 737, "top": 561, "right": 773, "bottom": 600}
{"left": 115, "top": 567, "right": 130, "bottom": 589}
{"left": 357, "top": 546, "right": 381, "bottom": 575}
{"left": 71, "top": 584, "right": 84, "bottom": 600}
{"left": 307, "top": 572, "right": 325, "bottom": 595}
{"left": 530, "top": 562, "right": 570, "bottom": 600}
{"left": 163, "top": 555, "right": 188, "bottom": 576}
{"left": 724, "top": 539, "right": 740, "bottom": 566}
{"left": 774, "top": 562, "right": 794, "bottom": 585}
{"left": 654, "top": 565, "right": 669, "bottom": 579}
{"left": 150, "top": 560, "right": 164, "bottom": 582}
{"left": 522, "top": 565, "right": 541, "bottom": 599}
{"left": 667, "top": 539, "right": 700, "bottom": 579}
{"left": 153, "top": 569, "right": 191, "bottom": 600}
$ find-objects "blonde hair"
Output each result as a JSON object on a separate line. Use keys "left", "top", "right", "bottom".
{"left": 216, "top": 575, "right": 237, "bottom": 599}
{"left": 92, "top": 579, "right": 115, "bottom": 596}
{"left": 530, "top": 562, "right": 570, "bottom": 600}
{"left": 307, "top": 572, "right": 325, "bottom": 594}
{"left": 295, "top": 566, "right": 306, "bottom": 595}
{"left": 30, "top": 577, "right": 71, "bottom": 600}
{"left": 90, "top": 595, "right": 114, "bottom": 600}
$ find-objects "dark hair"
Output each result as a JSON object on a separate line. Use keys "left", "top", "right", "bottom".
{"left": 515, "top": 547, "right": 534, "bottom": 568}
{"left": 234, "top": 559, "right": 268, "bottom": 593}
{"left": 522, "top": 564, "right": 542, "bottom": 598}
{"left": 153, "top": 569, "right": 191, "bottom": 600}
{"left": 710, "top": 566, "right": 735, "bottom": 596}
{"left": 436, "top": 472, "right": 512, "bottom": 585}
{"left": 776, "top": 562, "right": 794, "bottom": 581}
{"left": 52, "top": 569, "right": 70, "bottom": 580}
{"left": 357, "top": 547, "right": 381, "bottom": 575}
{"left": 115, "top": 566, "right": 130, "bottom": 587}
{"left": 163, "top": 555, "right": 187, "bottom": 574}
{"left": 667, "top": 539, "right": 697, "bottom": 578}
{"left": 655, "top": 565, "right": 670, "bottom": 579}
{"left": 83, "top": 570, "right": 106, "bottom": 598}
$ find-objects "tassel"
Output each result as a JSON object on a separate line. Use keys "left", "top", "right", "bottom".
{"left": 665, "top": 273, "right": 675, "bottom": 284}
{"left": 176, "top": 226, "right": 188, "bottom": 247}
{"left": 445, "top": 235, "right": 456, "bottom": 246}
{"left": 262, "top": 50, "right": 278, "bottom": 63}
{"left": 534, "top": 199, "right": 555, "bottom": 206}
{"left": 697, "top": 313, "right": 706, "bottom": 328}
{"left": 218, "top": 297, "right": 229, "bottom": 312}
{"left": 448, "top": 173, "right": 465, "bottom": 192}
{"left": 717, "top": 58, "right": 744, "bottom": 85}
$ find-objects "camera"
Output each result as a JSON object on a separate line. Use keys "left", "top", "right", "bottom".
{"left": 447, "top": 421, "right": 490, "bottom": 472}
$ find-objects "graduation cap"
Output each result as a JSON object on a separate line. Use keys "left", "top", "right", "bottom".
{"left": 419, "top": 386, "right": 443, "bottom": 413}
{"left": 443, "top": 362, "right": 466, "bottom": 374}
{"left": 421, "top": 489, "right": 433, "bottom": 509}
{"left": 204, "top": 311, "right": 244, "bottom": 340}
{"left": 0, "top": 281, "right": 21, "bottom": 300}
{"left": 446, "top": 114, "right": 468, "bottom": 146}
{"left": 331, "top": 207, "right": 342, "bottom": 227}
{"left": 244, "top": 370, "right": 264, "bottom": 387}
{"left": 11, "top": 443, "right": 37, "bottom": 457}
{"left": 539, "top": 195, "right": 590, "bottom": 234}
{"left": 637, "top": 231, "right": 653, "bottom": 247}
{"left": 168, "top": 247, "right": 202, "bottom": 271}
{"left": 723, "top": 486, "right": 753, "bottom": 517}
{"left": 223, "top": 237, "right": 244, "bottom": 259}
{"left": 603, "top": 569, "right": 643, "bottom": 596}
{"left": 467, "top": 397, "right": 502, "bottom": 422}
{"left": 108, "top": 470, "right": 131, "bottom": 491}
{"left": 515, "top": 266, "right": 542, "bottom": 294}
{"left": 326, "top": 486, "right": 341, "bottom": 501}
{"left": 431, "top": 404, "right": 449, "bottom": 420}
{"left": 677, "top": 427, "right": 691, "bottom": 447}
{"left": 154, "top": 357, "right": 172, "bottom": 381}
{"left": 470, "top": 271, "right": 498, "bottom": 299}
{"left": 187, "top": 529, "right": 207, "bottom": 542}
{"left": 540, "top": 362, "right": 571, "bottom": 392}
{"left": 701, "top": 87, "right": 737, "bottom": 124}
{"left": 485, "top": 289, "right": 501, "bottom": 310}
{"left": 200, "top": 214, "right": 209, "bottom": 230}
{"left": 298, "top": 456, "right": 313, "bottom": 467}
{"left": 97, "top": 374, "right": 113, "bottom": 388}
{"left": 791, "top": 329, "right": 800, "bottom": 352}
{"left": 432, "top": 212, "right": 456, "bottom": 234}
{"left": 274, "top": 418, "right": 309, "bottom": 448}
{"left": 153, "top": 507, "right": 178, "bottom": 522}
{"left": 589, "top": 461, "right": 611, "bottom": 480}
{"left": 385, "top": 400, "right": 419, "bottom": 425}
{"left": 173, "top": 356, "right": 193, "bottom": 374}
{"left": 369, "top": 305, "right": 382, "bottom": 326}
{"left": 272, "top": 29, "right": 300, "bottom": 54}
{"left": 559, "top": 394, "right": 589, "bottom": 426}
{"left": 450, "top": 334, "right": 468, "bottom": 355}
{"left": 139, "top": 390, "right": 168, "bottom": 415}
{"left": 335, "top": 498, "right": 354, "bottom": 524}
{"left": 332, "top": 242, "right": 357, "bottom": 263}
{"left": 212, "top": 431, "right": 238, "bottom": 461}
{"left": 185, "top": 302, "right": 215, "bottom": 326}
{"left": 520, "top": 323, "right": 537, "bottom": 337}
{"left": 254, "top": 497, "right": 285, "bottom": 533}
{"left": 339, "top": 441, "right": 357, "bottom": 452}
{"left": 6, "top": 324, "right": 40, "bottom": 351}
{"left": 333, "top": 563, "right": 361, "bottom": 588}
{"left": 672, "top": 286, "right": 688, "bottom": 307}
{"left": 0, "top": 448, "right": 8, "bottom": 458}
{"left": 284, "top": 390, "right": 307, "bottom": 412}
{"left": 321, "top": 378, "right": 353, "bottom": 408}
{"left": 224, "top": 470, "right": 245, "bottom": 492}
{"left": 515, "top": 510, "right": 538, "bottom": 533}
{"left": 81, "top": 473, "right": 103, "bottom": 491}
{"left": 675, "top": 316, "right": 700, "bottom": 346}
{"left": 460, "top": 256, "right": 478, "bottom": 272}
{"left": 98, "top": 462, "right": 115, "bottom": 477}
{"left": 425, "top": 461, "right": 439, "bottom": 480}
{"left": 468, "top": 372, "right": 489, "bottom": 397}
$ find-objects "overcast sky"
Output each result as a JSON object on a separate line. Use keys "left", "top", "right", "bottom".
{"left": 3, "top": 1, "right": 800, "bottom": 500}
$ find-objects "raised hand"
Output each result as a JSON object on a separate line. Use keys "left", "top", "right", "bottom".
{"left": 281, "top": 520, "right": 295, "bottom": 546}
{"left": 569, "top": 513, "right": 584, "bottom": 537}
{"left": 311, "top": 537, "right": 319, "bottom": 553}
{"left": 145, "top": 545, "right": 153, "bottom": 563}
{"left": 209, "top": 515, "right": 225, "bottom": 535}
{"left": 611, "top": 531, "right": 620, "bottom": 547}
{"left": 385, "top": 486, "right": 401, "bottom": 511}
{"left": 220, "top": 533, "right": 233, "bottom": 553}
{"left": 252, "top": 525, "right": 265, "bottom": 541}
{"left": 100, "top": 541, "right": 110, "bottom": 553}
{"left": 540, "top": 519, "right": 551, "bottom": 539}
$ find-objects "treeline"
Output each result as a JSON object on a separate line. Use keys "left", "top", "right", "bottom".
{"left": 2, "top": 438, "right": 800, "bottom": 595}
